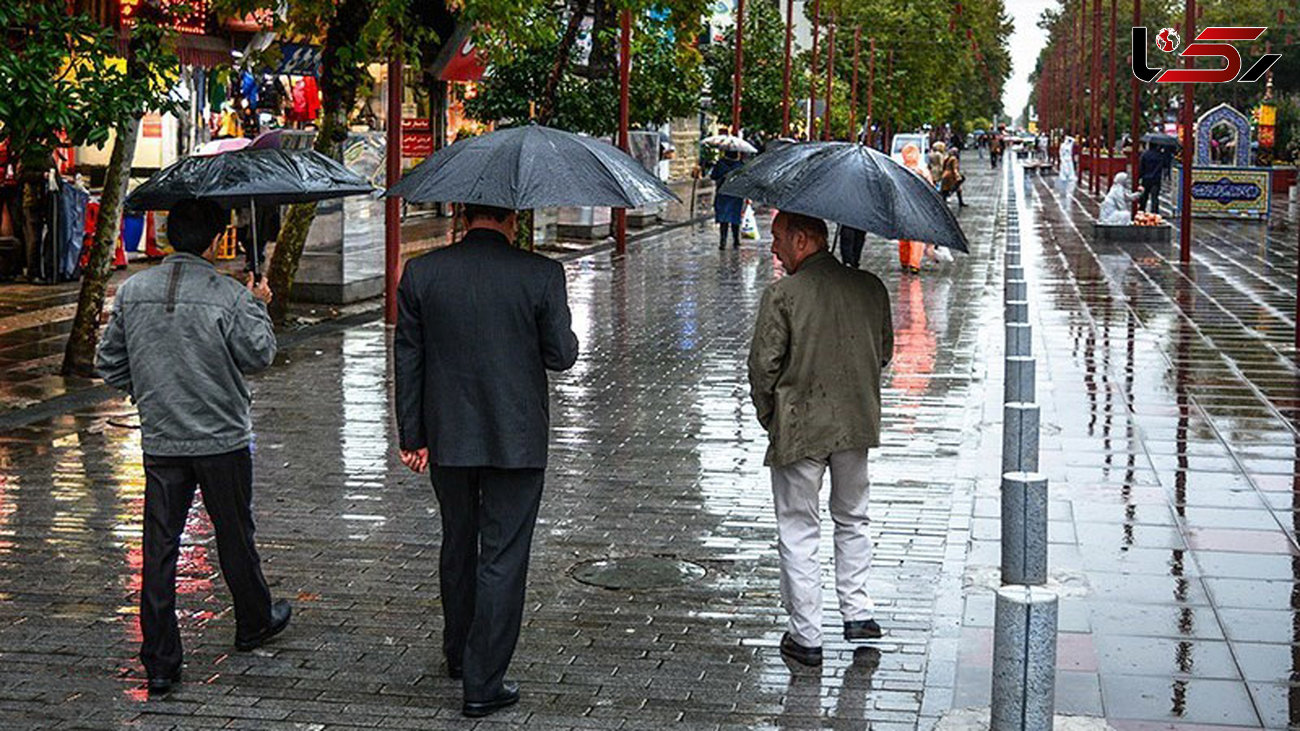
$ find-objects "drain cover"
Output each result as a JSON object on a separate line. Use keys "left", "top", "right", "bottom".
{"left": 570, "top": 556, "right": 707, "bottom": 590}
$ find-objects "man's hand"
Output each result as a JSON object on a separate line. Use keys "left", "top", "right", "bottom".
{"left": 400, "top": 448, "right": 429, "bottom": 473}
{"left": 246, "top": 274, "right": 273, "bottom": 305}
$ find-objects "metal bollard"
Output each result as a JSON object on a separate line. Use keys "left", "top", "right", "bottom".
{"left": 1006, "top": 279, "right": 1028, "bottom": 302}
{"left": 1006, "top": 323, "right": 1032, "bottom": 357}
{"left": 992, "top": 584, "right": 1059, "bottom": 731}
{"left": 1005, "top": 300, "right": 1029, "bottom": 324}
{"left": 1002, "top": 402, "right": 1040, "bottom": 474}
{"left": 1001, "top": 471, "right": 1049, "bottom": 585}
{"left": 1004, "top": 355, "right": 1036, "bottom": 403}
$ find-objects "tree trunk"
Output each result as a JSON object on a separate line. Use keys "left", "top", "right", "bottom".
{"left": 264, "top": 0, "right": 371, "bottom": 326}
{"left": 538, "top": 0, "right": 591, "bottom": 124}
{"left": 62, "top": 116, "right": 141, "bottom": 377}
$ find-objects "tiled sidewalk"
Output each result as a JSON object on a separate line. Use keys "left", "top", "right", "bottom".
{"left": 0, "top": 164, "right": 1000, "bottom": 729}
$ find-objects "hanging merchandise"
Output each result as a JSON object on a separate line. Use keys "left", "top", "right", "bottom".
{"left": 239, "top": 71, "right": 259, "bottom": 108}
{"left": 216, "top": 103, "right": 242, "bottom": 138}
{"left": 208, "top": 68, "right": 229, "bottom": 110}
{"left": 257, "top": 74, "right": 287, "bottom": 111}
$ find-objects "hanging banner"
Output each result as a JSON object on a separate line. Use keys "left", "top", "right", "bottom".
{"left": 1173, "top": 166, "right": 1272, "bottom": 220}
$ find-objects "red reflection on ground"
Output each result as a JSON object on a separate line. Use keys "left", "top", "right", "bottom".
{"left": 891, "top": 276, "right": 936, "bottom": 397}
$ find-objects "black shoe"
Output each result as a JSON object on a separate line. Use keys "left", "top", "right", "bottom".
{"left": 779, "top": 632, "right": 823, "bottom": 667}
{"left": 719, "top": 243, "right": 726, "bottom": 250}
{"left": 844, "top": 619, "right": 883, "bottom": 641}
{"left": 732, "top": 242, "right": 740, "bottom": 249}
{"left": 462, "top": 680, "right": 520, "bottom": 718}
{"left": 235, "top": 599, "right": 292, "bottom": 651}
{"left": 147, "top": 670, "right": 181, "bottom": 696}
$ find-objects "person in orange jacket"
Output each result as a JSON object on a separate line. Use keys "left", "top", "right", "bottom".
{"left": 897, "top": 144, "right": 931, "bottom": 274}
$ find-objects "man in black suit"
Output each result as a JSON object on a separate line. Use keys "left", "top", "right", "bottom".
{"left": 1137, "top": 143, "right": 1165, "bottom": 215}
{"left": 393, "top": 204, "right": 579, "bottom": 718}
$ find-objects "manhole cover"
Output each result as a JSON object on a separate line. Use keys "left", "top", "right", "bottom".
{"left": 570, "top": 556, "right": 707, "bottom": 590}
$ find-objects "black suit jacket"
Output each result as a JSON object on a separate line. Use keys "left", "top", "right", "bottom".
{"left": 394, "top": 228, "right": 579, "bottom": 468}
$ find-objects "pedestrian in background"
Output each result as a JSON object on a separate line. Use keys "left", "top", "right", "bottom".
{"left": 711, "top": 150, "right": 745, "bottom": 250}
{"left": 1138, "top": 142, "right": 1164, "bottom": 215}
{"left": 927, "top": 141, "right": 946, "bottom": 189}
{"left": 837, "top": 224, "right": 866, "bottom": 269}
{"left": 95, "top": 199, "right": 291, "bottom": 697}
{"left": 940, "top": 151, "right": 966, "bottom": 208}
{"left": 394, "top": 203, "right": 579, "bottom": 719}
{"left": 897, "top": 144, "right": 931, "bottom": 273}
{"left": 748, "top": 211, "right": 894, "bottom": 668}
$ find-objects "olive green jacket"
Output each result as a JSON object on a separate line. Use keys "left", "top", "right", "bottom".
{"left": 748, "top": 250, "right": 894, "bottom": 467}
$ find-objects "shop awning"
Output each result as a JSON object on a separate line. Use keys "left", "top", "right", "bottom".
{"left": 432, "top": 25, "right": 487, "bottom": 83}
{"left": 176, "top": 33, "right": 235, "bottom": 68}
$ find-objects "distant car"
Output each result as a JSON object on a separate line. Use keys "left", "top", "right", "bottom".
{"left": 890, "top": 133, "right": 929, "bottom": 165}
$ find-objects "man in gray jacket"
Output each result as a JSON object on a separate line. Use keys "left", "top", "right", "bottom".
{"left": 748, "top": 212, "right": 893, "bottom": 667}
{"left": 395, "top": 204, "right": 578, "bottom": 718}
{"left": 96, "top": 199, "right": 291, "bottom": 696}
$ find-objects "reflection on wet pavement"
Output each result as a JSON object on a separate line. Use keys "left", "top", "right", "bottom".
{"left": 2, "top": 155, "right": 1298, "bottom": 727}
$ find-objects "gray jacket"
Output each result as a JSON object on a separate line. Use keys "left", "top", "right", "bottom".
{"left": 95, "top": 253, "right": 277, "bottom": 457}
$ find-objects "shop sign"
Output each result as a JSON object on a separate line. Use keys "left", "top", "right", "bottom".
{"left": 121, "top": 0, "right": 208, "bottom": 34}
{"left": 1174, "top": 166, "right": 1272, "bottom": 219}
{"left": 402, "top": 119, "right": 433, "bottom": 158}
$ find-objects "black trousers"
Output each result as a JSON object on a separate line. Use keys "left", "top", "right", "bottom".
{"left": 141, "top": 448, "right": 272, "bottom": 678}
{"left": 718, "top": 222, "right": 741, "bottom": 248}
{"left": 1138, "top": 177, "right": 1162, "bottom": 215}
{"left": 431, "top": 466, "right": 544, "bottom": 701}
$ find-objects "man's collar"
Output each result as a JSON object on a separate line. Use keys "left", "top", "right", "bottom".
{"left": 794, "top": 249, "right": 835, "bottom": 273}
{"left": 165, "top": 252, "right": 216, "bottom": 268}
{"left": 461, "top": 227, "right": 512, "bottom": 245}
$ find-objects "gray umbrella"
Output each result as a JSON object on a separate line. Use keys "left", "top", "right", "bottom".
{"left": 125, "top": 148, "right": 375, "bottom": 275}
{"left": 385, "top": 123, "right": 679, "bottom": 208}
{"left": 719, "top": 141, "right": 968, "bottom": 251}
{"left": 1141, "top": 133, "right": 1179, "bottom": 147}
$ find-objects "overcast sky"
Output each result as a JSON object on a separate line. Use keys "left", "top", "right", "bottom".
{"left": 1004, "top": 0, "right": 1056, "bottom": 123}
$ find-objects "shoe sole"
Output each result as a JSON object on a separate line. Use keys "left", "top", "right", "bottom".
{"left": 462, "top": 695, "right": 519, "bottom": 717}
{"left": 779, "top": 646, "right": 823, "bottom": 667}
{"left": 236, "top": 617, "right": 290, "bottom": 651}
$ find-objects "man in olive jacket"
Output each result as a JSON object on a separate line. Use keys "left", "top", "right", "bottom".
{"left": 394, "top": 204, "right": 579, "bottom": 718}
{"left": 747, "top": 211, "right": 894, "bottom": 667}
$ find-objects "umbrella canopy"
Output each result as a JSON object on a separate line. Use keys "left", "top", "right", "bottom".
{"left": 1141, "top": 133, "right": 1179, "bottom": 147}
{"left": 385, "top": 124, "right": 678, "bottom": 208}
{"left": 703, "top": 134, "right": 759, "bottom": 154}
{"left": 126, "top": 148, "right": 375, "bottom": 211}
{"left": 719, "top": 142, "right": 968, "bottom": 251}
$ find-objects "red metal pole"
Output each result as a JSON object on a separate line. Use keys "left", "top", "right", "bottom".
{"left": 615, "top": 9, "right": 631, "bottom": 256}
{"left": 808, "top": 0, "right": 820, "bottom": 138}
{"left": 1129, "top": 0, "right": 1142, "bottom": 191}
{"left": 1106, "top": 0, "right": 1117, "bottom": 188}
{"left": 823, "top": 15, "right": 835, "bottom": 141}
{"left": 781, "top": 0, "right": 793, "bottom": 137}
{"left": 866, "top": 37, "right": 875, "bottom": 147}
{"left": 884, "top": 47, "right": 893, "bottom": 151}
{"left": 384, "top": 39, "right": 403, "bottom": 326}
{"left": 732, "top": 0, "right": 744, "bottom": 135}
{"left": 1090, "top": 0, "right": 1101, "bottom": 195}
{"left": 1179, "top": 0, "right": 1194, "bottom": 264}
{"left": 850, "top": 26, "right": 860, "bottom": 143}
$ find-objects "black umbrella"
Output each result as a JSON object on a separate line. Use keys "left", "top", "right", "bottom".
{"left": 385, "top": 123, "right": 678, "bottom": 208}
{"left": 720, "top": 141, "right": 968, "bottom": 251}
{"left": 126, "top": 148, "right": 375, "bottom": 274}
{"left": 1141, "top": 133, "right": 1179, "bottom": 147}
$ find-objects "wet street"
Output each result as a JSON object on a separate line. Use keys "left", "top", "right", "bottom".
{"left": 2, "top": 157, "right": 1299, "bottom": 729}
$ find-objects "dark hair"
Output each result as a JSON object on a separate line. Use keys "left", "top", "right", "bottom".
{"left": 167, "top": 199, "right": 227, "bottom": 255}
{"left": 461, "top": 204, "right": 514, "bottom": 223}
{"left": 779, "top": 211, "right": 828, "bottom": 245}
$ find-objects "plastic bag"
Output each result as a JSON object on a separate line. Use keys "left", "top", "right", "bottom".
{"left": 740, "top": 202, "right": 759, "bottom": 239}
{"left": 935, "top": 246, "right": 955, "bottom": 263}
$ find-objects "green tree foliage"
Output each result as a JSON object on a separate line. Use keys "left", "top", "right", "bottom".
{"left": 705, "top": 0, "right": 809, "bottom": 139}
{"left": 465, "top": 1, "right": 707, "bottom": 136}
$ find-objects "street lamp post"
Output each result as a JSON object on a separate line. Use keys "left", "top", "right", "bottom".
{"left": 1129, "top": 0, "right": 1142, "bottom": 201}
{"left": 615, "top": 8, "right": 631, "bottom": 256}
{"left": 384, "top": 35, "right": 403, "bottom": 326}
{"left": 1090, "top": 0, "right": 1101, "bottom": 195}
{"left": 823, "top": 15, "right": 835, "bottom": 141}
{"left": 1179, "top": 0, "right": 1194, "bottom": 264}
{"left": 850, "top": 26, "right": 861, "bottom": 143}
{"left": 1106, "top": 0, "right": 1117, "bottom": 188}
{"left": 867, "top": 37, "right": 875, "bottom": 148}
{"left": 781, "top": 0, "right": 793, "bottom": 137}
{"left": 732, "top": 0, "right": 744, "bottom": 135}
